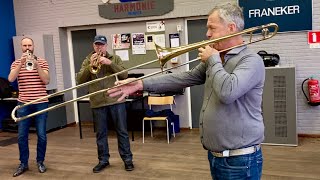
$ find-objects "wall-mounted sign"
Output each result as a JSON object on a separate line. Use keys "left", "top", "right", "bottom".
{"left": 238, "top": 0, "right": 312, "bottom": 32}
{"left": 308, "top": 31, "right": 320, "bottom": 49}
{"left": 308, "top": 31, "right": 320, "bottom": 44}
{"left": 146, "top": 21, "right": 165, "bottom": 32}
{"left": 99, "top": 0, "right": 174, "bottom": 19}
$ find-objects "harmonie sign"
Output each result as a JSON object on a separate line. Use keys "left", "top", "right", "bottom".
{"left": 308, "top": 31, "right": 320, "bottom": 49}
{"left": 238, "top": 0, "right": 312, "bottom": 32}
{"left": 99, "top": 0, "right": 173, "bottom": 19}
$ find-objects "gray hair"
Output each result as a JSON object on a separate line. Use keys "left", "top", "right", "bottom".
{"left": 208, "top": 3, "right": 244, "bottom": 31}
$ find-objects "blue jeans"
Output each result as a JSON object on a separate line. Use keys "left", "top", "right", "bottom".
{"left": 92, "top": 103, "right": 132, "bottom": 164}
{"left": 17, "top": 102, "right": 48, "bottom": 166}
{"left": 208, "top": 148, "right": 263, "bottom": 180}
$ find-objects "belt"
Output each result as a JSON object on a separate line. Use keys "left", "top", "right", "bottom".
{"left": 211, "top": 144, "right": 261, "bottom": 157}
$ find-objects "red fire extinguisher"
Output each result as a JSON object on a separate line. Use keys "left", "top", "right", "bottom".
{"left": 302, "top": 76, "right": 320, "bottom": 106}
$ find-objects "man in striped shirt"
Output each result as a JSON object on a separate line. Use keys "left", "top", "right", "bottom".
{"left": 8, "top": 37, "right": 50, "bottom": 177}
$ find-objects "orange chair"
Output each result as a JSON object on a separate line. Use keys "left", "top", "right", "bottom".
{"left": 142, "top": 96, "right": 175, "bottom": 144}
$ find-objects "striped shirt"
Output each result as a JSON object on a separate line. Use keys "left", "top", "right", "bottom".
{"left": 10, "top": 57, "right": 49, "bottom": 103}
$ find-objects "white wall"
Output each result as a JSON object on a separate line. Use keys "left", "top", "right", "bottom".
{"left": 13, "top": 0, "right": 320, "bottom": 134}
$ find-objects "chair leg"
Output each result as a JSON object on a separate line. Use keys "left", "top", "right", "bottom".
{"left": 150, "top": 120, "right": 153, "bottom": 137}
{"left": 166, "top": 119, "right": 169, "bottom": 144}
{"left": 171, "top": 122, "right": 175, "bottom": 138}
{"left": 143, "top": 120, "right": 145, "bottom": 143}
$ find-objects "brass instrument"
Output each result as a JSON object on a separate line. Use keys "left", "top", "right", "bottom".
{"left": 89, "top": 50, "right": 103, "bottom": 74}
{"left": 11, "top": 23, "right": 278, "bottom": 122}
{"left": 25, "top": 50, "right": 35, "bottom": 71}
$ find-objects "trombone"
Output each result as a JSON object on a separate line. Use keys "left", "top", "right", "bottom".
{"left": 11, "top": 23, "right": 278, "bottom": 122}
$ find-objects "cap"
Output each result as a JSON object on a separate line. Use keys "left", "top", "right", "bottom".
{"left": 93, "top": 35, "right": 107, "bottom": 44}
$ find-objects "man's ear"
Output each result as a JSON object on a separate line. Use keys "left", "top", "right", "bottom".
{"left": 228, "top": 23, "right": 237, "bottom": 33}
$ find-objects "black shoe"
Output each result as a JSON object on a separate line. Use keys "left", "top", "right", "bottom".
{"left": 13, "top": 164, "right": 29, "bottom": 177}
{"left": 93, "top": 162, "right": 110, "bottom": 173}
{"left": 37, "top": 162, "right": 47, "bottom": 173}
{"left": 124, "top": 162, "right": 134, "bottom": 171}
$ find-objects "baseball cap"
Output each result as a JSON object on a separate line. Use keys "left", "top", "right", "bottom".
{"left": 93, "top": 35, "right": 107, "bottom": 44}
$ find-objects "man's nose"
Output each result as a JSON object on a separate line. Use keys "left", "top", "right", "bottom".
{"left": 206, "top": 31, "right": 211, "bottom": 39}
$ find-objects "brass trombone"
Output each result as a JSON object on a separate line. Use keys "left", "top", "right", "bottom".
{"left": 11, "top": 23, "right": 278, "bottom": 122}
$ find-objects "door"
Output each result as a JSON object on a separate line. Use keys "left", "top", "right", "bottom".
{"left": 71, "top": 29, "right": 96, "bottom": 97}
{"left": 187, "top": 19, "right": 207, "bottom": 128}
{"left": 71, "top": 29, "right": 96, "bottom": 122}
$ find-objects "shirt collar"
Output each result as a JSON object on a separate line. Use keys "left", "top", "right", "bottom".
{"left": 226, "top": 45, "right": 247, "bottom": 55}
{"left": 223, "top": 45, "right": 247, "bottom": 63}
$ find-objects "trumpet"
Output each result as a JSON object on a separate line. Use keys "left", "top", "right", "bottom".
{"left": 11, "top": 23, "right": 279, "bottom": 122}
{"left": 90, "top": 50, "right": 103, "bottom": 74}
{"left": 25, "top": 50, "right": 35, "bottom": 71}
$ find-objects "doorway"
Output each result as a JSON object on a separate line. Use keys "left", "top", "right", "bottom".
{"left": 186, "top": 19, "right": 207, "bottom": 128}
{"left": 71, "top": 29, "right": 96, "bottom": 122}
{"left": 71, "top": 29, "right": 96, "bottom": 97}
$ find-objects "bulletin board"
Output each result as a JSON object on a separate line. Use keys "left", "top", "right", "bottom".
{"left": 112, "top": 31, "right": 166, "bottom": 69}
{"left": 98, "top": 19, "right": 184, "bottom": 69}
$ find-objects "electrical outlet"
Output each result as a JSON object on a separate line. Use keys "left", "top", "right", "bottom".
{"left": 177, "top": 25, "right": 182, "bottom": 32}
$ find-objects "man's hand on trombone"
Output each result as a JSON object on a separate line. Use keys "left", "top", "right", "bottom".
{"left": 107, "top": 78, "right": 143, "bottom": 101}
{"left": 198, "top": 45, "right": 219, "bottom": 63}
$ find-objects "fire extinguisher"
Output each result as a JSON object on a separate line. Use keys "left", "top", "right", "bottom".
{"left": 302, "top": 76, "right": 320, "bottom": 106}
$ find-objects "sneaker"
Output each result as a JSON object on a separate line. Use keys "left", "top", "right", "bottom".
{"left": 93, "top": 162, "right": 110, "bottom": 173}
{"left": 124, "top": 162, "right": 134, "bottom": 171}
{"left": 37, "top": 162, "right": 47, "bottom": 173}
{"left": 13, "top": 164, "right": 29, "bottom": 177}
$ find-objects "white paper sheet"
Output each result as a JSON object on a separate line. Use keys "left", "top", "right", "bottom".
{"left": 115, "top": 50, "right": 129, "bottom": 61}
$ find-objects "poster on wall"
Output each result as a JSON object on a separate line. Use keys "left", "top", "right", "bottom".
{"left": 115, "top": 50, "right": 129, "bottom": 61}
{"left": 169, "top": 33, "right": 180, "bottom": 48}
{"left": 146, "top": 34, "right": 155, "bottom": 50}
{"left": 154, "top": 34, "right": 166, "bottom": 48}
{"left": 112, "top": 33, "right": 131, "bottom": 49}
{"left": 112, "top": 34, "right": 121, "bottom": 49}
{"left": 121, "top": 33, "right": 131, "bottom": 48}
{"left": 131, "top": 33, "right": 146, "bottom": 54}
{"left": 146, "top": 21, "right": 165, "bottom": 32}
{"left": 238, "top": 0, "right": 312, "bottom": 32}
{"left": 169, "top": 33, "right": 180, "bottom": 64}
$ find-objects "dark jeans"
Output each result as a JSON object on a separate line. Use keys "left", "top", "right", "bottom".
{"left": 208, "top": 148, "right": 263, "bottom": 180}
{"left": 92, "top": 103, "right": 132, "bottom": 164}
{"left": 17, "top": 102, "right": 48, "bottom": 166}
